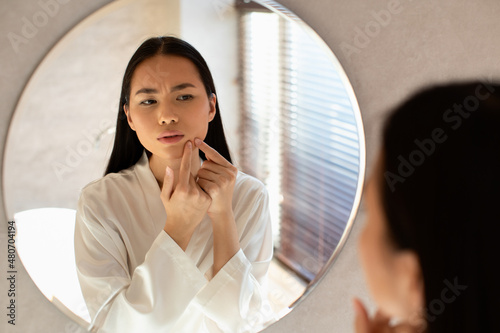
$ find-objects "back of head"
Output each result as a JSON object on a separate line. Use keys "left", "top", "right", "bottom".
{"left": 381, "top": 81, "right": 500, "bottom": 332}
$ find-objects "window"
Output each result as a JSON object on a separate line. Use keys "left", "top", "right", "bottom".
{"left": 239, "top": 4, "right": 362, "bottom": 282}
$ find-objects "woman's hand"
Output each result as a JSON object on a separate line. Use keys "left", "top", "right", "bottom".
{"left": 353, "top": 298, "right": 422, "bottom": 333}
{"left": 194, "top": 138, "right": 237, "bottom": 219}
{"left": 162, "top": 141, "right": 212, "bottom": 250}
{"left": 194, "top": 138, "right": 240, "bottom": 276}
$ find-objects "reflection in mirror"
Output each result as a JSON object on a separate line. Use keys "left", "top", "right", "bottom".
{"left": 3, "top": 0, "right": 364, "bottom": 331}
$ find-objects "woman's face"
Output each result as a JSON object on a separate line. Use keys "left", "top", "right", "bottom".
{"left": 358, "top": 156, "right": 423, "bottom": 321}
{"left": 125, "top": 54, "right": 215, "bottom": 160}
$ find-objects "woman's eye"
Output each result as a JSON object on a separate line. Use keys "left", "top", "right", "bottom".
{"left": 177, "top": 94, "right": 193, "bottom": 101}
{"left": 140, "top": 99, "right": 156, "bottom": 105}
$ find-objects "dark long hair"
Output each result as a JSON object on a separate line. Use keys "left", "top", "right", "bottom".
{"left": 105, "top": 36, "right": 232, "bottom": 175}
{"left": 380, "top": 82, "right": 500, "bottom": 332}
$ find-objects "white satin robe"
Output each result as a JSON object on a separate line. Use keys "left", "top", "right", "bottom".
{"left": 74, "top": 152, "right": 274, "bottom": 333}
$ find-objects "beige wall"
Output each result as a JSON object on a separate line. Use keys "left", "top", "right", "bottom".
{"left": 2, "top": 0, "right": 500, "bottom": 332}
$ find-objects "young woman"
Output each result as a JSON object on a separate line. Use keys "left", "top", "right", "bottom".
{"left": 74, "top": 36, "right": 273, "bottom": 333}
{"left": 354, "top": 82, "right": 500, "bottom": 332}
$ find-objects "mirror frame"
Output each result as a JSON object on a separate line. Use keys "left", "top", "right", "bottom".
{"left": 2, "top": 0, "right": 366, "bottom": 330}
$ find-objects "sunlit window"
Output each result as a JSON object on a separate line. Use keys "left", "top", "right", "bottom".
{"left": 239, "top": 7, "right": 361, "bottom": 282}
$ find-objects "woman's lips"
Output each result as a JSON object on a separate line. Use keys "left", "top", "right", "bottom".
{"left": 157, "top": 131, "right": 184, "bottom": 144}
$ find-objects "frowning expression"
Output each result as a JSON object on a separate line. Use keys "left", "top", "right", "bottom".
{"left": 125, "top": 54, "right": 216, "bottom": 160}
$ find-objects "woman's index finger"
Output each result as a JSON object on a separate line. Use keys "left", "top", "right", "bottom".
{"left": 194, "top": 138, "right": 227, "bottom": 164}
{"left": 179, "top": 141, "right": 193, "bottom": 186}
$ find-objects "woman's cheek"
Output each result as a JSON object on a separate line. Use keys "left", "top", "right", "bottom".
{"left": 195, "top": 118, "right": 211, "bottom": 141}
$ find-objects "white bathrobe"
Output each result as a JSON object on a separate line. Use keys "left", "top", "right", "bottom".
{"left": 74, "top": 152, "right": 274, "bottom": 333}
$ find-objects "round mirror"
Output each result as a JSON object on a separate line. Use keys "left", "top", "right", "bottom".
{"left": 3, "top": 0, "right": 365, "bottom": 331}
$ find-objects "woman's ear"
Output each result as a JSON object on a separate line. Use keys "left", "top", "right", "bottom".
{"left": 208, "top": 93, "right": 216, "bottom": 122}
{"left": 395, "top": 250, "right": 424, "bottom": 316}
{"left": 124, "top": 104, "right": 136, "bottom": 131}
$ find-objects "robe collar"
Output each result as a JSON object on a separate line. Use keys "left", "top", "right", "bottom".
{"left": 132, "top": 151, "right": 210, "bottom": 253}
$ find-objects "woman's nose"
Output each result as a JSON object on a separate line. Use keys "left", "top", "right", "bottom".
{"left": 158, "top": 103, "right": 178, "bottom": 124}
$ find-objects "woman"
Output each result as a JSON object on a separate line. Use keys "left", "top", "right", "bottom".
{"left": 355, "top": 82, "right": 500, "bottom": 332}
{"left": 74, "top": 36, "right": 273, "bottom": 333}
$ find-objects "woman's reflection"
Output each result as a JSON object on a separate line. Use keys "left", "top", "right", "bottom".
{"left": 74, "top": 36, "right": 274, "bottom": 333}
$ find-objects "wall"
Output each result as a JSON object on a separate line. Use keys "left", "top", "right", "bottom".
{"left": 180, "top": 0, "right": 241, "bottom": 161}
{"left": 2, "top": 0, "right": 500, "bottom": 332}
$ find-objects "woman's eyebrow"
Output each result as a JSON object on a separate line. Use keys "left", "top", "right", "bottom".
{"left": 134, "top": 83, "right": 196, "bottom": 96}
{"left": 170, "top": 83, "right": 196, "bottom": 92}
{"left": 135, "top": 88, "right": 158, "bottom": 95}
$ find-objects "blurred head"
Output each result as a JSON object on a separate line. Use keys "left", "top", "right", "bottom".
{"left": 106, "top": 36, "right": 232, "bottom": 175}
{"left": 360, "top": 81, "right": 500, "bottom": 332}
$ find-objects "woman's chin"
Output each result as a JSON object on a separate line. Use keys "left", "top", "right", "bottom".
{"left": 152, "top": 146, "right": 189, "bottom": 161}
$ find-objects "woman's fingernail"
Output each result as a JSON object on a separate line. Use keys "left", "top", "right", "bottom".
{"left": 195, "top": 138, "right": 202, "bottom": 146}
{"left": 165, "top": 166, "right": 172, "bottom": 176}
{"left": 187, "top": 141, "right": 192, "bottom": 149}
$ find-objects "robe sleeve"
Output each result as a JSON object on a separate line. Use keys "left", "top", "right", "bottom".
{"left": 74, "top": 178, "right": 274, "bottom": 333}
{"left": 192, "top": 186, "right": 275, "bottom": 332}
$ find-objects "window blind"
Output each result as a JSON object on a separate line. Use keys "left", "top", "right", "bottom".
{"left": 239, "top": 8, "right": 361, "bottom": 282}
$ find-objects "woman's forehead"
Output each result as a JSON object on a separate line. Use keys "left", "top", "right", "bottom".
{"left": 131, "top": 55, "right": 202, "bottom": 88}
